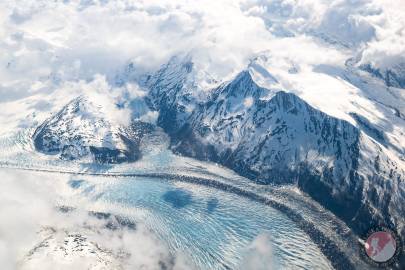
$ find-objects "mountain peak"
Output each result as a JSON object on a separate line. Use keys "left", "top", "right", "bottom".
{"left": 32, "top": 96, "right": 154, "bottom": 163}
{"left": 233, "top": 70, "right": 254, "bottom": 84}
{"left": 217, "top": 70, "right": 268, "bottom": 102}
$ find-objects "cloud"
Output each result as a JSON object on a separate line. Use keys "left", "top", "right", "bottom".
{"left": 0, "top": 0, "right": 403, "bottom": 111}
{"left": 358, "top": 0, "right": 405, "bottom": 70}
{"left": 0, "top": 169, "right": 193, "bottom": 270}
{"left": 0, "top": 170, "right": 67, "bottom": 268}
{"left": 0, "top": 0, "right": 265, "bottom": 131}
{"left": 239, "top": 233, "right": 275, "bottom": 270}
{"left": 2, "top": 0, "right": 403, "bottom": 84}
{"left": 0, "top": 0, "right": 403, "bottom": 140}
{"left": 0, "top": 168, "right": 277, "bottom": 270}
{"left": 0, "top": 0, "right": 270, "bottom": 87}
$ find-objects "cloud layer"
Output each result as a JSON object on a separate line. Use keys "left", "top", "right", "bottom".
{"left": 0, "top": 169, "right": 275, "bottom": 270}
{"left": 0, "top": 169, "right": 197, "bottom": 270}
{"left": 1, "top": 0, "right": 403, "bottom": 106}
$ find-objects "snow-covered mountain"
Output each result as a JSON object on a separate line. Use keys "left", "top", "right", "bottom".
{"left": 141, "top": 56, "right": 405, "bottom": 240}
{"left": 144, "top": 55, "right": 217, "bottom": 135}
{"left": 33, "top": 95, "right": 155, "bottom": 163}
{"left": 20, "top": 212, "right": 174, "bottom": 270}
{"left": 21, "top": 228, "right": 124, "bottom": 270}
{"left": 30, "top": 52, "right": 405, "bottom": 248}
{"left": 358, "top": 62, "right": 405, "bottom": 89}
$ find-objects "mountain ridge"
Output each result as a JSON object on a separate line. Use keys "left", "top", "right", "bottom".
{"left": 32, "top": 95, "right": 155, "bottom": 163}
{"left": 143, "top": 57, "right": 405, "bottom": 239}
{"left": 31, "top": 55, "right": 405, "bottom": 242}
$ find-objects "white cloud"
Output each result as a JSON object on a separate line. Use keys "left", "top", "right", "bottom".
{"left": 0, "top": 0, "right": 270, "bottom": 88}
{"left": 240, "top": 233, "right": 275, "bottom": 270}
{"left": 0, "top": 170, "right": 67, "bottom": 268}
{"left": 0, "top": 169, "right": 193, "bottom": 270}
{"left": 0, "top": 0, "right": 403, "bottom": 108}
{"left": 358, "top": 0, "right": 405, "bottom": 69}
{"left": 0, "top": 0, "right": 403, "bottom": 142}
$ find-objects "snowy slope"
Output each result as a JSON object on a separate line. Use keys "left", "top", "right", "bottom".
{"left": 142, "top": 55, "right": 218, "bottom": 135}
{"left": 29, "top": 52, "right": 404, "bottom": 240}
{"left": 358, "top": 62, "right": 405, "bottom": 89}
{"left": 143, "top": 56, "right": 405, "bottom": 239}
{"left": 21, "top": 228, "right": 124, "bottom": 270}
{"left": 33, "top": 95, "right": 155, "bottom": 163}
{"left": 247, "top": 53, "right": 405, "bottom": 162}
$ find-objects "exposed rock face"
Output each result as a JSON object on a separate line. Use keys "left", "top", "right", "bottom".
{"left": 146, "top": 58, "right": 405, "bottom": 239}
{"left": 145, "top": 55, "right": 215, "bottom": 135}
{"left": 33, "top": 96, "right": 154, "bottom": 163}
{"left": 360, "top": 62, "right": 405, "bottom": 88}
{"left": 22, "top": 229, "right": 125, "bottom": 270}
{"left": 32, "top": 56, "right": 405, "bottom": 240}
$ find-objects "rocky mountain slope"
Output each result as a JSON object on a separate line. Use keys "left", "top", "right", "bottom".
{"left": 142, "top": 56, "right": 405, "bottom": 239}
{"left": 21, "top": 228, "right": 124, "bottom": 270}
{"left": 33, "top": 96, "right": 154, "bottom": 163}
{"left": 359, "top": 62, "right": 405, "bottom": 89}
{"left": 32, "top": 54, "right": 405, "bottom": 241}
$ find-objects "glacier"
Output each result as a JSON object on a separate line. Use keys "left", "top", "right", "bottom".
{"left": 139, "top": 55, "right": 405, "bottom": 244}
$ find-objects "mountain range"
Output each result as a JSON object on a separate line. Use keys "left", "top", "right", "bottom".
{"left": 32, "top": 54, "right": 405, "bottom": 243}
